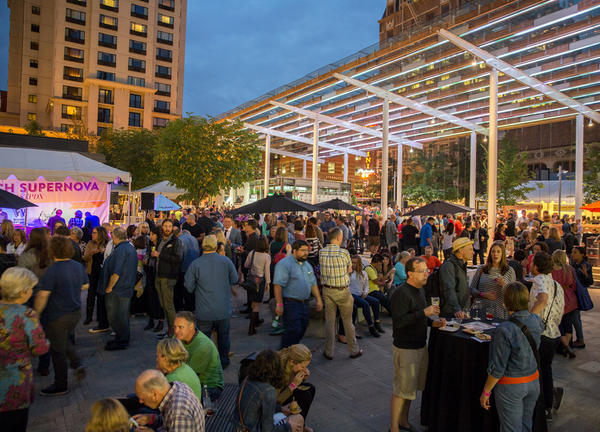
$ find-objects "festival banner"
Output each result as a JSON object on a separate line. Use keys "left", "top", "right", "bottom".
{"left": 0, "top": 176, "right": 109, "bottom": 228}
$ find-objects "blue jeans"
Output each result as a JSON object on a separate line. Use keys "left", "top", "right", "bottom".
{"left": 473, "top": 248, "right": 485, "bottom": 265}
{"left": 572, "top": 309, "right": 584, "bottom": 341}
{"left": 351, "top": 294, "right": 380, "bottom": 326}
{"left": 494, "top": 380, "right": 539, "bottom": 432}
{"left": 281, "top": 299, "right": 309, "bottom": 349}
{"left": 105, "top": 292, "right": 131, "bottom": 346}
{"left": 197, "top": 318, "right": 231, "bottom": 368}
{"left": 369, "top": 290, "right": 391, "bottom": 314}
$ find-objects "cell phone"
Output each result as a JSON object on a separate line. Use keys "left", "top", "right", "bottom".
{"left": 129, "top": 417, "right": 139, "bottom": 429}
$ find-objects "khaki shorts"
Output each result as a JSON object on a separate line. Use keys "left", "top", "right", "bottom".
{"left": 393, "top": 346, "right": 428, "bottom": 400}
{"left": 368, "top": 235, "right": 380, "bottom": 247}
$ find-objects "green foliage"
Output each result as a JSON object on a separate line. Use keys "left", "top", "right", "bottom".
{"left": 584, "top": 142, "right": 600, "bottom": 203}
{"left": 403, "top": 147, "right": 459, "bottom": 204}
{"left": 24, "top": 120, "right": 45, "bottom": 136}
{"left": 155, "top": 117, "right": 262, "bottom": 202}
{"left": 97, "top": 128, "right": 161, "bottom": 189}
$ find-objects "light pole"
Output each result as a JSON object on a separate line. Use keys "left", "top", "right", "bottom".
{"left": 558, "top": 165, "right": 568, "bottom": 219}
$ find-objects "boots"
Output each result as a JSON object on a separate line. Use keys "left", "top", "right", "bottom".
{"left": 368, "top": 326, "right": 381, "bottom": 338}
{"left": 144, "top": 318, "right": 154, "bottom": 331}
{"left": 248, "top": 312, "right": 258, "bottom": 335}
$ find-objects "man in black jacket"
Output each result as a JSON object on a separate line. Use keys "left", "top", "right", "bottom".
{"left": 469, "top": 219, "right": 488, "bottom": 265}
{"left": 152, "top": 219, "right": 183, "bottom": 338}
{"left": 390, "top": 257, "right": 445, "bottom": 432}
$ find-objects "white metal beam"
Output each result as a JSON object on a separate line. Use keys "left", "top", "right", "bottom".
{"left": 244, "top": 122, "right": 367, "bottom": 157}
{"left": 438, "top": 28, "right": 600, "bottom": 124}
{"left": 333, "top": 73, "right": 489, "bottom": 136}
{"left": 256, "top": 145, "right": 323, "bottom": 163}
{"left": 575, "top": 114, "right": 584, "bottom": 221}
{"left": 270, "top": 100, "right": 424, "bottom": 148}
{"left": 312, "top": 121, "right": 319, "bottom": 205}
{"left": 264, "top": 135, "right": 270, "bottom": 199}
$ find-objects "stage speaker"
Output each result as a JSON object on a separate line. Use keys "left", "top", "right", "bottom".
{"left": 110, "top": 191, "right": 119, "bottom": 205}
{"left": 141, "top": 193, "right": 155, "bottom": 210}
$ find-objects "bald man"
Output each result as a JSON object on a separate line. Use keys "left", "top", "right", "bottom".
{"left": 133, "top": 369, "right": 205, "bottom": 432}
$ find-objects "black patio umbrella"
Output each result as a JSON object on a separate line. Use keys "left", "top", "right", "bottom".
{"left": 404, "top": 200, "right": 471, "bottom": 217}
{"left": 314, "top": 198, "right": 362, "bottom": 212}
{"left": 230, "top": 194, "right": 319, "bottom": 215}
{"left": 0, "top": 189, "right": 37, "bottom": 209}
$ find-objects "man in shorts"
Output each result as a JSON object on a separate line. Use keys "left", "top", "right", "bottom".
{"left": 390, "top": 257, "right": 445, "bottom": 432}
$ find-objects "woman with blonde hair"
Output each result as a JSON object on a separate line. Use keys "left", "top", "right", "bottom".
{"left": 85, "top": 398, "right": 130, "bottom": 432}
{"left": 551, "top": 249, "right": 578, "bottom": 359}
{"left": 214, "top": 228, "right": 232, "bottom": 260}
{"left": 277, "top": 344, "right": 316, "bottom": 424}
{"left": 155, "top": 338, "right": 202, "bottom": 400}
{"left": 546, "top": 227, "right": 565, "bottom": 254}
{"left": 1, "top": 219, "right": 15, "bottom": 244}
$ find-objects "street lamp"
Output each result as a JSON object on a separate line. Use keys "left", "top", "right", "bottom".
{"left": 558, "top": 165, "right": 568, "bottom": 219}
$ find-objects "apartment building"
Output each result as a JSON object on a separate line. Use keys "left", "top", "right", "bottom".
{"left": 6, "top": 0, "right": 187, "bottom": 134}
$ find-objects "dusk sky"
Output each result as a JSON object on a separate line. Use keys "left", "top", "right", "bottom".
{"left": 0, "top": 1, "right": 383, "bottom": 118}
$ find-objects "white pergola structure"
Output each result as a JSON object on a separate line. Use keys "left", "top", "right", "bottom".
{"left": 219, "top": 1, "right": 600, "bottom": 221}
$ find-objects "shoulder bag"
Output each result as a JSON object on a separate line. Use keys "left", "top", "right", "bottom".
{"left": 572, "top": 266, "right": 594, "bottom": 312}
{"left": 273, "top": 243, "right": 287, "bottom": 264}
{"left": 241, "top": 251, "right": 259, "bottom": 295}
{"left": 237, "top": 378, "right": 251, "bottom": 432}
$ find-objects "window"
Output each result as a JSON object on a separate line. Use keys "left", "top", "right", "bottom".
{"left": 154, "top": 82, "right": 171, "bottom": 96}
{"left": 28, "top": 94, "right": 37, "bottom": 103}
{"left": 153, "top": 117, "right": 168, "bottom": 128}
{"left": 157, "top": 30, "right": 173, "bottom": 45}
{"left": 158, "top": 0, "right": 175, "bottom": 11}
{"left": 27, "top": 113, "right": 37, "bottom": 122}
{"left": 156, "top": 47, "right": 172, "bottom": 61}
{"left": 66, "top": 8, "right": 86, "bottom": 25}
{"left": 65, "top": 28, "right": 85, "bottom": 43}
{"left": 154, "top": 100, "right": 170, "bottom": 113}
{"left": 64, "top": 66, "right": 83, "bottom": 81}
{"left": 157, "top": 13, "right": 174, "bottom": 27}
{"left": 130, "top": 22, "right": 147, "bottom": 36}
{"left": 29, "top": 77, "right": 37, "bottom": 86}
{"left": 97, "top": 126, "right": 108, "bottom": 136}
{"left": 129, "top": 39, "right": 146, "bottom": 54}
{"left": 129, "top": 93, "right": 142, "bottom": 108}
{"left": 290, "top": 163, "right": 295, "bottom": 173}
{"left": 129, "top": 112, "right": 141, "bottom": 127}
{"left": 328, "top": 162, "right": 336, "bottom": 174}
{"left": 97, "top": 70, "right": 115, "bottom": 81}
{"left": 99, "top": 14, "right": 118, "bottom": 30}
{"left": 98, "top": 107, "right": 112, "bottom": 123}
{"left": 62, "top": 104, "right": 81, "bottom": 120}
{"left": 131, "top": 4, "right": 148, "bottom": 19}
{"left": 62, "top": 85, "right": 82, "bottom": 100}
{"left": 64, "top": 46, "right": 84, "bottom": 62}
{"left": 30, "top": 41, "right": 39, "bottom": 50}
{"left": 29, "top": 59, "right": 38, "bottom": 68}
{"left": 100, "top": 0, "right": 119, "bottom": 11}
{"left": 127, "top": 76, "right": 145, "bottom": 87}
{"left": 66, "top": 0, "right": 86, "bottom": 5}
{"left": 128, "top": 57, "right": 146, "bottom": 72}
{"left": 32, "top": 5, "right": 40, "bottom": 15}
{"left": 31, "top": 24, "right": 39, "bottom": 33}
{"left": 98, "top": 88, "right": 113, "bottom": 104}
{"left": 98, "top": 32, "right": 117, "bottom": 48}
{"left": 97, "top": 51, "right": 116, "bottom": 67}
{"left": 155, "top": 65, "right": 171, "bottom": 78}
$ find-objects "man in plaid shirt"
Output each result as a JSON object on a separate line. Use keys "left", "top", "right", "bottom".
{"left": 134, "top": 369, "right": 205, "bottom": 432}
{"left": 319, "top": 227, "right": 363, "bottom": 360}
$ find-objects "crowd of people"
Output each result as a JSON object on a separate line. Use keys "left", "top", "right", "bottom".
{"left": 0, "top": 204, "right": 595, "bottom": 432}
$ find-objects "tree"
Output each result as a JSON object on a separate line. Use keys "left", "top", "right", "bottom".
{"left": 480, "top": 136, "right": 534, "bottom": 206}
{"left": 24, "top": 120, "right": 45, "bottom": 136}
{"left": 584, "top": 142, "right": 600, "bottom": 203}
{"left": 155, "top": 116, "right": 262, "bottom": 202}
{"left": 403, "top": 147, "right": 454, "bottom": 204}
{"left": 97, "top": 128, "right": 161, "bottom": 189}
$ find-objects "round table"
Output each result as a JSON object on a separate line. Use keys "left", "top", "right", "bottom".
{"left": 420, "top": 319, "right": 547, "bottom": 432}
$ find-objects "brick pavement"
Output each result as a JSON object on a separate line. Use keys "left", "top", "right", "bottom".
{"left": 29, "top": 289, "right": 600, "bottom": 432}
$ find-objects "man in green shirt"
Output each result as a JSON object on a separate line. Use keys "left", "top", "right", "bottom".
{"left": 174, "top": 311, "right": 224, "bottom": 401}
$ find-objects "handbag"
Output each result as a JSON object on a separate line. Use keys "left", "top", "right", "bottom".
{"left": 241, "top": 251, "right": 259, "bottom": 295}
{"left": 237, "top": 378, "right": 251, "bottom": 432}
{"left": 572, "top": 266, "right": 594, "bottom": 312}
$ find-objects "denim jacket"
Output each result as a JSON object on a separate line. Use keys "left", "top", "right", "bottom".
{"left": 233, "top": 380, "right": 290, "bottom": 432}
{"left": 487, "top": 310, "right": 543, "bottom": 379}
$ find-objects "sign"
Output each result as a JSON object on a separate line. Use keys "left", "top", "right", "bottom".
{"left": 0, "top": 177, "right": 109, "bottom": 227}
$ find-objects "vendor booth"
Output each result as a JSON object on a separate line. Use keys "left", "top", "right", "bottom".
{"left": 0, "top": 147, "right": 131, "bottom": 228}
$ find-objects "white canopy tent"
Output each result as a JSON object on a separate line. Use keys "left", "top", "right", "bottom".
{"left": 135, "top": 180, "right": 186, "bottom": 199}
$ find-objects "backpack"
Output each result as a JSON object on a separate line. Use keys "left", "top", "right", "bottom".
{"left": 273, "top": 243, "right": 287, "bottom": 264}
{"left": 424, "top": 268, "right": 442, "bottom": 305}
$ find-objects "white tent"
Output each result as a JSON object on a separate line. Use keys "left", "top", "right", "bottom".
{"left": 522, "top": 180, "right": 576, "bottom": 204}
{"left": 135, "top": 180, "right": 185, "bottom": 198}
{"left": 0, "top": 147, "right": 131, "bottom": 182}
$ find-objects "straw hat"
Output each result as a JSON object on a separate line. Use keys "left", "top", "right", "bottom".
{"left": 452, "top": 237, "right": 473, "bottom": 253}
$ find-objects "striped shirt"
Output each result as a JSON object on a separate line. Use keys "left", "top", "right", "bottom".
{"left": 319, "top": 244, "right": 351, "bottom": 287}
{"left": 159, "top": 381, "right": 205, "bottom": 432}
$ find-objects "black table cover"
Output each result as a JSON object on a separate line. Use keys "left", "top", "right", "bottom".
{"left": 420, "top": 319, "right": 546, "bottom": 432}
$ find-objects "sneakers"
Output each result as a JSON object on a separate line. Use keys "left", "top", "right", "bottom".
{"left": 553, "top": 387, "right": 564, "bottom": 411}
{"left": 88, "top": 326, "right": 109, "bottom": 334}
{"left": 40, "top": 384, "right": 68, "bottom": 397}
{"left": 545, "top": 408, "right": 553, "bottom": 422}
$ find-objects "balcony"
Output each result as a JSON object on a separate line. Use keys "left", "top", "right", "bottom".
{"left": 156, "top": 53, "right": 172, "bottom": 63}
{"left": 98, "top": 59, "right": 116, "bottom": 67}
{"left": 100, "top": 4, "right": 118, "bottom": 12}
{"left": 155, "top": 71, "right": 171, "bottom": 79}
{"left": 130, "top": 29, "right": 147, "bottom": 37}
{"left": 63, "top": 74, "right": 83, "bottom": 82}
{"left": 129, "top": 47, "right": 146, "bottom": 55}
{"left": 153, "top": 106, "right": 170, "bottom": 114}
{"left": 156, "top": 37, "right": 173, "bottom": 46}
{"left": 62, "top": 93, "right": 82, "bottom": 101}
{"left": 66, "top": 16, "right": 86, "bottom": 26}
{"left": 99, "top": 21, "right": 118, "bottom": 31}
{"left": 128, "top": 65, "right": 146, "bottom": 73}
{"left": 98, "top": 96, "right": 114, "bottom": 105}
{"left": 65, "top": 35, "right": 85, "bottom": 44}
{"left": 64, "top": 54, "right": 84, "bottom": 63}
{"left": 158, "top": 2, "right": 174, "bottom": 12}
{"left": 98, "top": 40, "right": 117, "bottom": 49}
{"left": 67, "top": 0, "right": 86, "bottom": 6}
{"left": 131, "top": 11, "right": 148, "bottom": 20}
{"left": 158, "top": 20, "right": 174, "bottom": 29}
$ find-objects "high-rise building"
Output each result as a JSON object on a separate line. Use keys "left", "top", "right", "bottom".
{"left": 6, "top": 0, "right": 187, "bottom": 135}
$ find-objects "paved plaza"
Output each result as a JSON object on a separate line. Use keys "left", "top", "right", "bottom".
{"left": 29, "top": 289, "right": 600, "bottom": 432}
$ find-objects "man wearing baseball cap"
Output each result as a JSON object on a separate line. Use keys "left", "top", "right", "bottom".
{"left": 439, "top": 237, "right": 474, "bottom": 318}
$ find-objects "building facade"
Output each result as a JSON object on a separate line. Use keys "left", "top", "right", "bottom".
{"left": 6, "top": 0, "right": 187, "bottom": 135}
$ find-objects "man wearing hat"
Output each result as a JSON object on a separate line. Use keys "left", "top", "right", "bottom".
{"left": 439, "top": 237, "right": 473, "bottom": 318}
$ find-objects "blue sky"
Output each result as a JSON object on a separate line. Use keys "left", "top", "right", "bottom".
{"left": 0, "top": 1, "right": 382, "bottom": 117}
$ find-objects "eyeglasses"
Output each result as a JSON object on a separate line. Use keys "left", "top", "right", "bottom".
{"left": 409, "top": 269, "right": 429, "bottom": 274}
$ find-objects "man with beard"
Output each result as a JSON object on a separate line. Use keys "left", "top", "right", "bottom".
{"left": 273, "top": 240, "right": 323, "bottom": 348}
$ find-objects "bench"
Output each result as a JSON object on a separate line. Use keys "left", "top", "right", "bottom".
{"left": 205, "top": 383, "right": 237, "bottom": 432}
